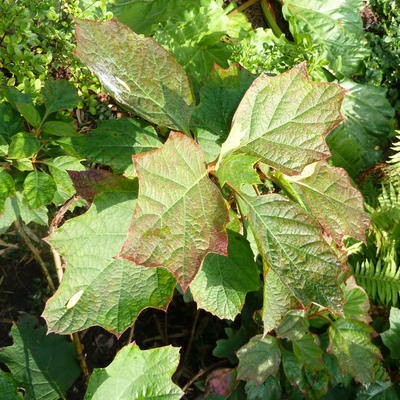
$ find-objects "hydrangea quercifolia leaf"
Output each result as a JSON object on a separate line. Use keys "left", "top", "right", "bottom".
{"left": 219, "top": 63, "right": 344, "bottom": 175}
{"left": 43, "top": 183, "right": 175, "bottom": 336}
{"left": 118, "top": 132, "right": 229, "bottom": 291}
{"left": 74, "top": 18, "right": 195, "bottom": 133}
{"left": 288, "top": 161, "right": 370, "bottom": 244}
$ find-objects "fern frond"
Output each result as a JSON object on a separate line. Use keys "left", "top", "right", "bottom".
{"left": 386, "top": 132, "right": 400, "bottom": 186}
{"left": 352, "top": 257, "right": 400, "bottom": 306}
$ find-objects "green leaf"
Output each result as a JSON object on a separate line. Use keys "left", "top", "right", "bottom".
{"left": 237, "top": 334, "right": 281, "bottom": 385}
{"left": 219, "top": 63, "right": 344, "bottom": 175}
{"left": 42, "top": 121, "right": 77, "bottom": 137}
{"left": 288, "top": 161, "right": 370, "bottom": 244}
{"left": 11, "top": 159, "right": 34, "bottom": 171}
{"left": 190, "top": 230, "right": 259, "bottom": 320}
{"left": 292, "top": 334, "right": 324, "bottom": 371}
{"left": 1, "top": 87, "right": 41, "bottom": 128}
{"left": 242, "top": 193, "right": 343, "bottom": 312}
{"left": 245, "top": 376, "right": 282, "bottom": 400}
{"left": 0, "top": 169, "right": 15, "bottom": 213}
{"left": 213, "top": 326, "right": 252, "bottom": 362}
{"left": 7, "top": 132, "right": 40, "bottom": 159}
{"left": 356, "top": 381, "right": 399, "bottom": 400}
{"left": 43, "top": 189, "right": 176, "bottom": 335}
{"left": 381, "top": 307, "right": 400, "bottom": 359}
{"left": 75, "top": 18, "right": 195, "bottom": 133}
{"left": 0, "top": 103, "right": 24, "bottom": 138}
{"left": 0, "top": 371, "right": 19, "bottom": 400}
{"left": 327, "top": 81, "right": 395, "bottom": 176}
{"left": 282, "top": 0, "right": 369, "bottom": 77}
{"left": 0, "top": 315, "right": 80, "bottom": 400}
{"left": 217, "top": 154, "right": 261, "bottom": 190}
{"left": 71, "top": 118, "right": 162, "bottom": 174}
{"left": 192, "top": 64, "right": 255, "bottom": 162}
{"left": 276, "top": 310, "right": 309, "bottom": 341}
{"left": 0, "top": 135, "right": 9, "bottom": 156}
{"left": 84, "top": 344, "right": 183, "bottom": 400}
{"left": 328, "top": 319, "right": 383, "bottom": 384}
{"left": 343, "top": 277, "right": 371, "bottom": 323}
{"left": 47, "top": 156, "right": 86, "bottom": 205}
{"left": 42, "top": 79, "right": 80, "bottom": 115}
{"left": 23, "top": 170, "right": 56, "bottom": 209}
{"left": 154, "top": 2, "right": 251, "bottom": 83}
{"left": 118, "top": 132, "right": 229, "bottom": 291}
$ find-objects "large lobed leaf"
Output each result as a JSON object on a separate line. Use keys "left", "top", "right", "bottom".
{"left": 219, "top": 63, "right": 344, "bottom": 175}
{"left": 43, "top": 177, "right": 175, "bottom": 336}
{"left": 74, "top": 18, "right": 195, "bottom": 133}
{"left": 118, "top": 132, "right": 229, "bottom": 291}
{"left": 84, "top": 344, "right": 183, "bottom": 400}
{"left": 242, "top": 193, "right": 344, "bottom": 313}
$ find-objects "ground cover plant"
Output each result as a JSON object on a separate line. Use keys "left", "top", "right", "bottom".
{"left": 0, "top": 0, "right": 399, "bottom": 399}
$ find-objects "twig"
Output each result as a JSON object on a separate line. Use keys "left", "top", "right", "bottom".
{"left": 72, "top": 332, "right": 90, "bottom": 383}
{"left": 252, "top": 184, "right": 261, "bottom": 196}
{"left": 14, "top": 219, "right": 56, "bottom": 293}
{"left": 228, "top": 0, "right": 260, "bottom": 17}
{"left": 260, "top": 0, "right": 284, "bottom": 37}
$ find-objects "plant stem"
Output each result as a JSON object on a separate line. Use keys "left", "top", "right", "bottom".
{"left": 14, "top": 219, "right": 56, "bottom": 293}
{"left": 228, "top": 0, "right": 260, "bottom": 17}
{"left": 260, "top": 0, "right": 283, "bottom": 37}
{"left": 270, "top": 171, "right": 306, "bottom": 208}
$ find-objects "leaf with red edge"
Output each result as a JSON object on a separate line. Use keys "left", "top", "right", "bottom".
{"left": 118, "top": 132, "right": 229, "bottom": 290}
{"left": 219, "top": 63, "right": 344, "bottom": 175}
{"left": 287, "top": 161, "right": 370, "bottom": 244}
{"left": 68, "top": 169, "right": 137, "bottom": 202}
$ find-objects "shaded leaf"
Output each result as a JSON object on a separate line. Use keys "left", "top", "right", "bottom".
{"left": 42, "top": 121, "right": 77, "bottom": 137}
{"left": 276, "top": 310, "right": 309, "bottom": 341}
{"left": 42, "top": 80, "right": 80, "bottom": 115}
{"left": 288, "top": 161, "right": 370, "bottom": 244}
{"left": 190, "top": 230, "right": 259, "bottom": 320}
{"left": 84, "top": 344, "right": 183, "bottom": 400}
{"left": 0, "top": 315, "right": 80, "bottom": 400}
{"left": 327, "top": 81, "right": 395, "bottom": 176}
{"left": 242, "top": 193, "right": 343, "bottom": 311}
{"left": 219, "top": 63, "right": 344, "bottom": 175}
{"left": 328, "top": 319, "right": 383, "bottom": 384}
{"left": 7, "top": 132, "right": 40, "bottom": 159}
{"left": 206, "top": 369, "right": 237, "bottom": 397}
{"left": 237, "top": 334, "right": 281, "bottom": 385}
{"left": 68, "top": 169, "right": 136, "bottom": 202}
{"left": 23, "top": 170, "right": 56, "bottom": 209}
{"left": 245, "top": 376, "right": 282, "bottom": 400}
{"left": 381, "top": 307, "right": 400, "bottom": 359}
{"left": 213, "top": 326, "right": 252, "bottom": 362}
{"left": 75, "top": 18, "right": 195, "bottom": 132}
{"left": 70, "top": 118, "right": 161, "bottom": 174}
{"left": 282, "top": 0, "right": 368, "bottom": 77}
{"left": 119, "top": 132, "right": 229, "bottom": 291}
{"left": 43, "top": 188, "right": 176, "bottom": 335}
{"left": 292, "top": 334, "right": 324, "bottom": 371}
{"left": 0, "top": 103, "right": 24, "bottom": 138}
{"left": 0, "top": 169, "right": 15, "bottom": 213}
{"left": 356, "top": 381, "right": 399, "bottom": 400}
{"left": 0, "top": 371, "right": 19, "bottom": 400}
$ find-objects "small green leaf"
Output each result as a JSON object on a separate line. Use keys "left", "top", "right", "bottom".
{"left": 293, "top": 334, "right": 324, "bottom": 371}
{"left": 217, "top": 154, "right": 261, "bottom": 190}
{"left": 23, "top": 170, "right": 56, "bottom": 208}
{"left": 42, "top": 80, "right": 80, "bottom": 115}
{"left": 0, "top": 135, "right": 9, "bottom": 156}
{"left": 75, "top": 18, "right": 195, "bottom": 133}
{"left": 42, "top": 121, "right": 77, "bottom": 137}
{"left": 0, "top": 315, "right": 80, "bottom": 400}
{"left": 71, "top": 118, "right": 162, "bottom": 174}
{"left": 119, "top": 132, "right": 229, "bottom": 291}
{"left": 328, "top": 319, "right": 383, "bottom": 384}
{"left": 219, "top": 63, "right": 344, "bottom": 175}
{"left": 237, "top": 334, "right": 281, "bottom": 385}
{"left": 84, "top": 344, "right": 183, "bottom": 400}
{"left": 213, "top": 326, "right": 252, "bottom": 363}
{"left": 381, "top": 307, "right": 400, "bottom": 359}
{"left": 0, "top": 371, "right": 19, "bottom": 400}
{"left": 0, "top": 103, "right": 24, "bottom": 138}
{"left": 0, "top": 170, "right": 15, "bottom": 213}
{"left": 190, "top": 230, "right": 259, "bottom": 320}
{"left": 276, "top": 310, "right": 309, "bottom": 341}
{"left": 11, "top": 159, "right": 34, "bottom": 171}
{"left": 343, "top": 278, "right": 371, "bottom": 323}
{"left": 7, "top": 132, "right": 40, "bottom": 159}
{"left": 2, "top": 87, "right": 41, "bottom": 128}
{"left": 245, "top": 376, "right": 282, "bottom": 400}
{"left": 288, "top": 161, "right": 370, "bottom": 244}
